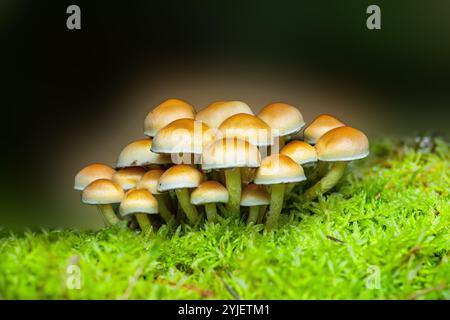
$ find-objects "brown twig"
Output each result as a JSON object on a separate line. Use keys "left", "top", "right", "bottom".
{"left": 408, "top": 283, "right": 448, "bottom": 300}
{"left": 154, "top": 278, "right": 214, "bottom": 297}
{"left": 327, "top": 235, "right": 346, "bottom": 244}
{"left": 213, "top": 271, "right": 241, "bottom": 300}
{"left": 401, "top": 246, "right": 420, "bottom": 265}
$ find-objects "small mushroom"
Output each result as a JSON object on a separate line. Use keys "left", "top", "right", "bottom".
{"left": 303, "top": 114, "right": 345, "bottom": 145}
{"left": 191, "top": 181, "right": 229, "bottom": 223}
{"left": 137, "top": 169, "right": 176, "bottom": 227}
{"left": 144, "top": 98, "right": 195, "bottom": 137}
{"left": 254, "top": 154, "right": 306, "bottom": 230}
{"left": 202, "top": 138, "right": 261, "bottom": 217}
{"left": 304, "top": 126, "right": 369, "bottom": 200}
{"left": 82, "top": 179, "right": 124, "bottom": 226}
{"left": 218, "top": 113, "right": 274, "bottom": 147}
{"left": 240, "top": 184, "right": 270, "bottom": 225}
{"left": 74, "top": 163, "right": 116, "bottom": 191}
{"left": 120, "top": 188, "right": 158, "bottom": 235}
{"left": 280, "top": 140, "right": 318, "bottom": 166}
{"left": 158, "top": 164, "right": 204, "bottom": 225}
{"left": 195, "top": 101, "right": 253, "bottom": 129}
{"left": 280, "top": 140, "right": 317, "bottom": 193}
{"left": 115, "top": 138, "right": 171, "bottom": 168}
{"left": 303, "top": 114, "right": 345, "bottom": 183}
{"left": 151, "top": 118, "right": 216, "bottom": 164}
{"left": 112, "top": 167, "right": 146, "bottom": 191}
{"left": 258, "top": 102, "right": 305, "bottom": 150}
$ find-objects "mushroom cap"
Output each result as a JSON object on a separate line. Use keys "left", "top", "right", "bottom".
{"left": 74, "top": 163, "right": 116, "bottom": 191}
{"left": 112, "top": 167, "right": 146, "bottom": 191}
{"left": 258, "top": 103, "right": 305, "bottom": 137}
{"left": 136, "top": 169, "right": 165, "bottom": 194}
{"left": 116, "top": 139, "right": 171, "bottom": 168}
{"left": 254, "top": 154, "right": 306, "bottom": 185}
{"left": 119, "top": 189, "right": 159, "bottom": 216}
{"left": 158, "top": 164, "right": 203, "bottom": 192}
{"left": 315, "top": 126, "right": 370, "bottom": 162}
{"left": 190, "top": 181, "right": 229, "bottom": 205}
{"left": 82, "top": 179, "right": 124, "bottom": 205}
{"left": 196, "top": 100, "right": 254, "bottom": 129}
{"left": 218, "top": 113, "right": 273, "bottom": 146}
{"left": 303, "top": 114, "right": 345, "bottom": 144}
{"left": 240, "top": 184, "right": 270, "bottom": 206}
{"left": 280, "top": 140, "right": 318, "bottom": 165}
{"left": 144, "top": 98, "right": 195, "bottom": 137}
{"left": 202, "top": 138, "right": 261, "bottom": 170}
{"left": 151, "top": 118, "right": 216, "bottom": 154}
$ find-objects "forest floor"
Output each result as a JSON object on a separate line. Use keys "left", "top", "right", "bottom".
{"left": 0, "top": 137, "right": 448, "bottom": 299}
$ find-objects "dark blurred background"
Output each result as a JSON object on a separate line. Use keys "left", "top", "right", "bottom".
{"left": 1, "top": 0, "right": 449, "bottom": 229}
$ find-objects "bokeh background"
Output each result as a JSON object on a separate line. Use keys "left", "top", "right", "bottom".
{"left": 2, "top": 0, "right": 449, "bottom": 229}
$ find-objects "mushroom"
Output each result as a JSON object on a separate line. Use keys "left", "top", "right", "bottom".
{"left": 74, "top": 163, "right": 116, "bottom": 191}
{"left": 151, "top": 118, "right": 216, "bottom": 165}
{"left": 190, "top": 181, "right": 229, "bottom": 223}
{"left": 254, "top": 154, "right": 306, "bottom": 230}
{"left": 116, "top": 138, "right": 171, "bottom": 169}
{"left": 280, "top": 140, "right": 317, "bottom": 194}
{"left": 304, "top": 126, "right": 369, "bottom": 200}
{"left": 202, "top": 138, "right": 261, "bottom": 217}
{"left": 158, "top": 164, "right": 204, "bottom": 225}
{"left": 112, "top": 167, "right": 146, "bottom": 191}
{"left": 195, "top": 101, "right": 253, "bottom": 129}
{"left": 240, "top": 184, "right": 270, "bottom": 225}
{"left": 305, "top": 126, "right": 369, "bottom": 200}
{"left": 303, "top": 114, "right": 345, "bottom": 182}
{"left": 218, "top": 113, "right": 272, "bottom": 189}
{"left": 258, "top": 102, "right": 305, "bottom": 150}
{"left": 144, "top": 98, "right": 195, "bottom": 137}
{"left": 303, "top": 114, "right": 345, "bottom": 145}
{"left": 119, "top": 188, "right": 158, "bottom": 235}
{"left": 137, "top": 169, "right": 176, "bottom": 227}
{"left": 218, "top": 113, "right": 273, "bottom": 148}
{"left": 196, "top": 101, "right": 254, "bottom": 183}
{"left": 82, "top": 179, "right": 124, "bottom": 226}
{"left": 280, "top": 140, "right": 317, "bottom": 166}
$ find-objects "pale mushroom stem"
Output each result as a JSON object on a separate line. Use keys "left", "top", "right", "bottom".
{"left": 265, "top": 183, "right": 285, "bottom": 231}
{"left": 247, "top": 206, "right": 260, "bottom": 225}
{"left": 97, "top": 204, "right": 120, "bottom": 226}
{"left": 204, "top": 203, "right": 218, "bottom": 223}
{"left": 268, "top": 136, "right": 286, "bottom": 155}
{"left": 224, "top": 167, "right": 241, "bottom": 217}
{"left": 155, "top": 194, "right": 177, "bottom": 228}
{"left": 175, "top": 188, "right": 201, "bottom": 225}
{"left": 134, "top": 213, "right": 152, "bottom": 235}
{"left": 304, "top": 161, "right": 348, "bottom": 200}
{"left": 257, "top": 205, "right": 267, "bottom": 224}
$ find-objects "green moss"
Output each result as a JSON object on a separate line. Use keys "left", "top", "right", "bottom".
{"left": 0, "top": 138, "right": 448, "bottom": 299}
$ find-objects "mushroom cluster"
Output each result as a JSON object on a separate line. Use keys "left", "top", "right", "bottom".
{"left": 74, "top": 99, "right": 369, "bottom": 233}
